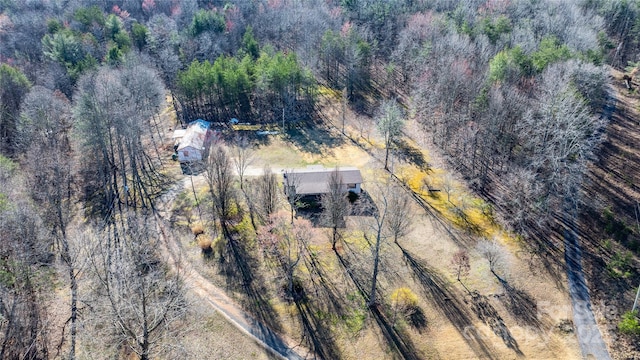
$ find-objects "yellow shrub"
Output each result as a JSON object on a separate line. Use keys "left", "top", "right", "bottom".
{"left": 390, "top": 287, "right": 418, "bottom": 310}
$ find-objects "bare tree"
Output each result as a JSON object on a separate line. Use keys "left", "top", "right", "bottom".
{"left": 86, "top": 217, "right": 186, "bottom": 360}
{"left": 73, "top": 62, "right": 166, "bottom": 217}
{"left": 518, "top": 64, "right": 606, "bottom": 214}
{"left": 476, "top": 239, "right": 506, "bottom": 277}
{"left": 283, "top": 170, "right": 303, "bottom": 223}
{"left": 494, "top": 169, "right": 544, "bottom": 236}
{"left": 232, "top": 135, "right": 255, "bottom": 191}
{"left": 146, "top": 14, "right": 182, "bottom": 86}
{"left": 354, "top": 114, "right": 372, "bottom": 141}
{"left": 357, "top": 181, "right": 409, "bottom": 306}
{"left": 321, "top": 169, "right": 351, "bottom": 251}
{"left": 392, "top": 11, "right": 440, "bottom": 84}
{"left": 19, "top": 86, "right": 82, "bottom": 359}
{"left": 365, "top": 195, "right": 387, "bottom": 307}
{"left": 257, "top": 211, "right": 314, "bottom": 299}
{"left": 361, "top": 181, "right": 416, "bottom": 306}
{"left": 251, "top": 166, "right": 280, "bottom": 223}
{"left": 0, "top": 169, "right": 50, "bottom": 360}
{"left": 376, "top": 100, "right": 405, "bottom": 170}
{"left": 451, "top": 249, "right": 471, "bottom": 283}
{"left": 442, "top": 174, "right": 456, "bottom": 204}
{"left": 0, "top": 64, "right": 30, "bottom": 156}
{"left": 384, "top": 185, "right": 414, "bottom": 244}
{"left": 205, "top": 142, "right": 236, "bottom": 232}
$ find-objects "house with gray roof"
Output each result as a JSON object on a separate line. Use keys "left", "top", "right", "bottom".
{"left": 283, "top": 166, "right": 363, "bottom": 196}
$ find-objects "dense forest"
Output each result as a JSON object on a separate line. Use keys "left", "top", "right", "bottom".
{"left": 1, "top": 0, "right": 640, "bottom": 359}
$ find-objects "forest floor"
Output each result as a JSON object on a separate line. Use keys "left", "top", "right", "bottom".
{"left": 162, "top": 95, "right": 583, "bottom": 359}
{"left": 578, "top": 69, "right": 640, "bottom": 359}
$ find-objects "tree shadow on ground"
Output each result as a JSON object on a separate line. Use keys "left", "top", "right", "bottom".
{"left": 469, "top": 292, "right": 523, "bottom": 355}
{"left": 283, "top": 123, "right": 345, "bottom": 155}
{"left": 393, "top": 138, "right": 431, "bottom": 172}
{"left": 450, "top": 205, "right": 483, "bottom": 235}
{"left": 217, "top": 232, "right": 283, "bottom": 335}
{"left": 388, "top": 173, "right": 471, "bottom": 247}
{"left": 294, "top": 295, "right": 342, "bottom": 360}
{"left": 303, "top": 247, "right": 349, "bottom": 318}
{"left": 349, "top": 94, "right": 377, "bottom": 117}
{"left": 526, "top": 222, "right": 567, "bottom": 290}
{"left": 220, "top": 128, "right": 274, "bottom": 146}
{"left": 352, "top": 190, "right": 378, "bottom": 217}
{"left": 181, "top": 162, "right": 206, "bottom": 175}
{"left": 290, "top": 247, "right": 349, "bottom": 360}
{"left": 408, "top": 306, "right": 428, "bottom": 332}
{"left": 294, "top": 195, "right": 323, "bottom": 226}
{"left": 334, "top": 243, "right": 423, "bottom": 360}
{"left": 495, "top": 276, "right": 545, "bottom": 329}
{"left": 398, "top": 246, "right": 498, "bottom": 360}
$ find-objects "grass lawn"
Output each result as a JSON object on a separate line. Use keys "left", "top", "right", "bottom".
{"left": 167, "top": 113, "right": 582, "bottom": 359}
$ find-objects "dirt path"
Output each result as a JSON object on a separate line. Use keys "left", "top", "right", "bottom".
{"left": 154, "top": 179, "right": 311, "bottom": 360}
{"left": 562, "top": 86, "right": 618, "bottom": 360}
{"left": 565, "top": 218, "right": 612, "bottom": 360}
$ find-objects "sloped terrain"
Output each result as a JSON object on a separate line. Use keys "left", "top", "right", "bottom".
{"left": 579, "top": 69, "right": 640, "bottom": 359}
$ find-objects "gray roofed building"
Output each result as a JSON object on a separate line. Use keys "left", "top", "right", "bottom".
{"left": 283, "top": 166, "right": 363, "bottom": 196}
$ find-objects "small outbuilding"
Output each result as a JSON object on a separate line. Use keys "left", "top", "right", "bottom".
{"left": 283, "top": 166, "right": 363, "bottom": 196}
{"left": 175, "top": 119, "right": 214, "bottom": 163}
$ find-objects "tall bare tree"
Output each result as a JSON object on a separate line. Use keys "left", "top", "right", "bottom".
{"left": 518, "top": 64, "right": 606, "bottom": 214}
{"left": 73, "top": 61, "right": 166, "bottom": 218}
{"left": 384, "top": 185, "right": 414, "bottom": 244}
{"left": 283, "top": 170, "right": 303, "bottom": 223}
{"left": 352, "top": 181, "right": 383, "bottom": 306}
{"left": 376, "top": 100, "right": 404, "bottom": 170}
{"left": 86, "top": 216, "right": 186, "bottom": 360}
{"left": 258, "top": 211, "right": 314, "bottom": 299}
{"left": 19, "top": 86, "right": 82, "bottom": 359}
{"left": 476, "top": 239, "right": 507, "bottom": 277}
{"left": 321, "top": 169, "right": 351, "bottom": 251}
{"left": 0, "top": 165, "right": 50, "bottom": 360}
{"left": 251, "top": 166, "right": 280, "bottom": 224}
{"left": 356, "top": 180, "right": 416, "bottom": 307}
{"left": 451, "top": 249, "right": 471, "bottom": 283}
{"left": 205, "top": 142, "right": 236, "bottom": 232}
{"left": 232, "top": 135, "right": 255, "bottom": 191}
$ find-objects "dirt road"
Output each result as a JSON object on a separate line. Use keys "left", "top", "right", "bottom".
{"left": 565, "top": 221, "right": 611, "bottom": 360}
{"left": 155, "top": 179, "right": 311, "bottom": 360}
{"left": 562, "top": 88, "right": 617, "bottom": 360}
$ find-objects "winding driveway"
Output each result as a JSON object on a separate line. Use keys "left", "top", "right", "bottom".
{"left": 564, "top": 222, "right": 611, "bottom": 360}
{"left": 155, "top": 178, "right": 310, "bottom": 360}
{"left": 563, "top": 86, "right": 617, "bottom": 360}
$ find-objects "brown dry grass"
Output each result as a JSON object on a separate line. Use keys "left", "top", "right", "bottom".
{"left": 167, "top": 99, "right": 583, "bottom": 359}
{"left": 176, "top": 291, "right": 277, "bottom": 360}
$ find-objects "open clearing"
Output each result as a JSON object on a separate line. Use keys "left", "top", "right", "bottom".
{"left": 167, "top": 106, "right": 582, "bottom": 359}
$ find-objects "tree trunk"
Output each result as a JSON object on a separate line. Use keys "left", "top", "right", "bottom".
{"left": 369, "top": 230, "right": 382, "bottom": 307}
{"left": 63, "top": 235, "right": 77, "bottom": 360}
{"left": 332, "top": 226, "right": 338, "bottom": 251}
{"left": 384, "top": 145, "right": 390, "bottom": 171}
{"left": 141, "top": 282, "right": 149, "bottom": 360}
{"left": 68, "top": 266, "right": 77, "bottom": 360}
